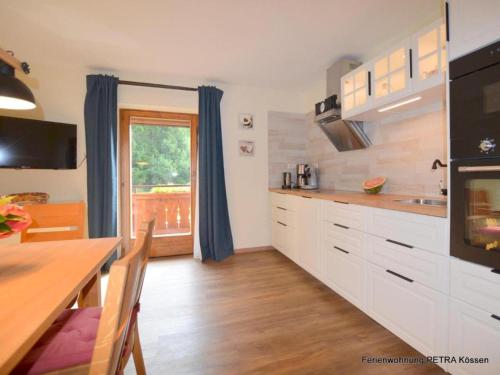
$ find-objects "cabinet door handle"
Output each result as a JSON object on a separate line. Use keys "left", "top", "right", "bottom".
{"left": 301, "top": 196, "right": 312, "bottom": 199}
{"left": 334, "top": 223, "right": 349, "bottom": 230}
{"left": 491, "top": 314, "right": 500, "bottom": 322}
{"left": 492, "top": 269, "right": 500, "bottom": 275}
{"left": 386, "top": 269, "right": 414, "bottom": 283}
{"left": 445, "top": 2, "right": 450, "bottom": 42}
{"left": 368, "top": 71, "right": 372, "bottom": 96}
{"left": 409, "top": 49, "right": 413, "bottom": 78}
{"left": 277, "top": 221, "right": 287, "bottom": 227}
{"left": 276, "top": 206, "right": 287, "bottom": 211}
{"left": 334, "top": 200, "right": 349, "bottom": 204}
{"left": 386, "top": 239, "right": 414, "bottom": 249}
{"left": 334, "top": 246, "right": 349, "bottom": 254}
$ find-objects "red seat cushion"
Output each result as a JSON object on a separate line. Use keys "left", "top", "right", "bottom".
{"left": 12, "top": 307, "right": 102, "bottom": 375}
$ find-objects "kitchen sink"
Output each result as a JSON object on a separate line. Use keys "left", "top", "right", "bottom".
{"left": 394, "top": 198, "right": 447, "bottom": 207}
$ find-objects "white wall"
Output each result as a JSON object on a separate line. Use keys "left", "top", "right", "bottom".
{"left": 0, "top": 62, "right": 304, "bottom": 250}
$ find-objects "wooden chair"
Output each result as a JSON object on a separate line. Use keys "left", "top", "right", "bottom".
{"left": 117, "top": 219, "right": 155, "bottom": 375}
{"left": 12, "top": 219, "right": 154, "bottom": 375}
{"left": 20, "top": 202, "right": 86, "bottom": 243}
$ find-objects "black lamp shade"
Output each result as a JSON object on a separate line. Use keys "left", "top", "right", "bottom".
{"left": 0, "top": 73, "right": 36, "bottom": 110}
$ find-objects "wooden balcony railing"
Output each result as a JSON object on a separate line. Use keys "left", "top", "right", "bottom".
{"left": 132, "top": 190, "right": 191, "bottom": 236}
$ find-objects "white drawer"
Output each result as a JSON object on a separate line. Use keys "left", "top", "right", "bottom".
{"left": 325, "top": 246, "right": 367, "bottom": 310}
{"left": 271, "top": 206, "right": 297, "bottom": 227}
{"left": 366, "top": 207, "right": 448, "bottom": 256}
{"left": 324, "top": 200, "right": 365, "bottom": 231}
{"left": 449, "top": 297, "right": 500, "bottom": 375}
{"left": 366, "top": 234, "right": 449, "bottom": 293}
{"left": 270, "top": 192, "right": 298, "bottom": 212}
{"left": 271, "top": 220, "right": 295, "bottom": 260}
{"left": 324, "top": 221, "right": 365, "bottom": 259}
{"left": 366, "top": 263, "right": 448, "bottom": 357}
{"left": 450, "top": 257, "right": 500, "bottom": 315}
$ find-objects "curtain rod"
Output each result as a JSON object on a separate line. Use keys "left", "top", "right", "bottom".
{"left": 118, "top": 80, "right": 198, "bottom": 92}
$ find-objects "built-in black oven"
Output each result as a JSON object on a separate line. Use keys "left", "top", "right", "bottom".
{"left": 451, "top": 158, "right": 500, "bottom": 269}
{"left": 450, "top": 40, "right": 500, "bottom": 269}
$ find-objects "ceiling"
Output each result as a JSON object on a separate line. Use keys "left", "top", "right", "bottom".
{"left": 0, "top": 0, "right": 441, "bottom": 90}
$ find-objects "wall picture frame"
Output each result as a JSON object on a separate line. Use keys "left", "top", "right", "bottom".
{"left": 238, "top": 140, "right": 255, "bottom": 156}
{"left": 239, "top": 113, "right": 253, "bottom": 129}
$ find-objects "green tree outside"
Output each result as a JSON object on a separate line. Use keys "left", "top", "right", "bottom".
{"left": 131, "top": 124, "right": 191, "bottom": 192}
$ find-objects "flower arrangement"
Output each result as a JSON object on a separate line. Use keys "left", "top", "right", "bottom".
{"left": 0, "top": 196, "right": 32, "bottom": 239}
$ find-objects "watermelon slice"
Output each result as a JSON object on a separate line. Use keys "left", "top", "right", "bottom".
{"left": 363, "top": 177, "right": 386, "bottom": 194}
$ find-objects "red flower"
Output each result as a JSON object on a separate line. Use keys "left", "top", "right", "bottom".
{"left": 0, "top": 204, "right": 32, "bottom": 239}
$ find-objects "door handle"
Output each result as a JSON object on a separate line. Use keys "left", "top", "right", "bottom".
{"left": 334, "top": 200, "right": 349, "bottom": 204}
{"left": 301, "top": 196, "right": 312, "bottom": 199}
{"left": 386, "top": 239, "right": 414, "bottom": 249}
{"left": 276, "top": 206, "right": 287, "bottom": 211}
{"left": 458, "top": 165, "right": 500, "bottom": 173}
{"left": 386, "top": 269, "right": 414, "bottom": 283}
{"left": 491, "top": 314, "right": 500, "bottom": 322}
{"left": 333, "top": 223, "right": 349, "bottom": 230}
{"left": 334, "top": 246, "right": 349, "bottom": 254}
{"left": 277, "top": 221, "right": 287, "bottom": 227}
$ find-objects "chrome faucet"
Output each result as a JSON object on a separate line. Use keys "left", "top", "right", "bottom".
{"left": 431, "top": 159, "right": 448, "bottom": 170}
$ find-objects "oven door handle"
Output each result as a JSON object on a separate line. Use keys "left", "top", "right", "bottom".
{"left": 458, "top": 165, "right": 500, "bottom": 173}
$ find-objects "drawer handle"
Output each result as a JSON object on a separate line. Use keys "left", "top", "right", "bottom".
{"left": 334, "top": 246, "right": 349, "bottom": 254}
{"left": 386, "top": 269, "right": 414, "bottom": 283}
{"left": 301, "top": 196, "right": 312, "bottom": 199}
{"left": 492, "top": 269, "right": 500, "bottom": 275}
{"left": 334, "top": 223, "right": 349, "bottom": 230}
{"left": 277, "top": 221, "right": 287, "bottom": 227}
{"left": 276, "top": 206, "right": 287, "bottom": 211}
{"left": 334, "top": 200, "right": 349, "bottom": 204}
{"left": 492, "top": 314, "right": 500, "bottom": 322}
{"left": 386, "top": 239, "right": 414, "bottom": 249}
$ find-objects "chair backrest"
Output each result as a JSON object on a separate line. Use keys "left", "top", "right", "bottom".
{"left": 20, "top": 202, "right": 86, "bottom": 242}
{"left": 89, "top": 219, "right": 154, "bottom": 375}
{"left": 135, "top": 219, "right": 155, "bottom": 306}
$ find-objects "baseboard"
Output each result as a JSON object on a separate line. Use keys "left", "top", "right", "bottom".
{"left": 234, "top": 246, "right": 274, "bottom": 254}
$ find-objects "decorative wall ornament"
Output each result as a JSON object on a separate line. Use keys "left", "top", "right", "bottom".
{"left": 238, "top": 140, "right": 255, "bottom": 156}
{"left": 239, "top": 113, "right": 253, "bottom": 129}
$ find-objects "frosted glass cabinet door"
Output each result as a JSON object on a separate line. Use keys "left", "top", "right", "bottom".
{"left": 341, "top": 66, "right": 371, "bottom": 117}
{"left": 412, "top": 20, "right": 446, "bottom": 91}
{"left": 372, "top": 42, "right": 411, "bottom": 105}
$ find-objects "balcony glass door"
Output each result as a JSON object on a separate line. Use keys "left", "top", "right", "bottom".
{"left": 120, "top": 109, "right": 197, "bottom": 257}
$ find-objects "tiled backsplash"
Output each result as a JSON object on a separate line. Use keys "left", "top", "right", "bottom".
{"left": 305, "top": 109, "right": 447, "bottom": 196}
{"left": 269, "top": 108, "right": 447, "bottom": 197}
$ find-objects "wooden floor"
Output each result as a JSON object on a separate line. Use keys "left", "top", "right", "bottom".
{"left": 124, "top": 250, "right": 445, "bottom": 375}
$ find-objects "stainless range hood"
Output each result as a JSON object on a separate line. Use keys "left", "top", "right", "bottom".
{"left": 316, "top": 107, "right": 371, "bottom": 151}
{"left": 314, "top": 59, "right": 371, "bottom": 151}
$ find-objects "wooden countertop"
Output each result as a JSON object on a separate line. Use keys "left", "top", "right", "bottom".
{"left": 269, "top": 188, "right": 447, "bottom": 218}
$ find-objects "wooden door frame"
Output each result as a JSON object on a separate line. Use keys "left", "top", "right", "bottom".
{"left": 119, "top": 109, "right": 198, "bottom": 256}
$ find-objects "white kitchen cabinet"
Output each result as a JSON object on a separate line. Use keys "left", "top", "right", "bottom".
{"left": 449, "top": 298, "right": 500, "bottom": 375}
{"left": 366, "top": 207, "right": 448, "bottom": 256}
{"left": 296, "top": 196, "right": 323, "bottom": 280}
{"left": 341, "top": 65, "right": 372, "bottom": 118}
{"left": 325, "top": 235, "right": 367, "bottom": 310}
{"left": 411, "top": 20, "right": 447, "bottom": 92}
{"left": 366, "top": 233, "right": 449, "bottom": 293}
{"left": 448, "top": 0, "right": 500, "bottom": 61}
{"left": 270, "top": 193, "right": 298, "bottom": 261}
{"left": 450, "top": 257, "right": 500, "bottom": 315}
{"left": 366, "top": 263, "right": 448, "bottom": 358}
{"left": 371, "top": 41, "right": 412, "bottom": 107}
{"left": 323, "top": 200, "right": 366, "bottom": 231}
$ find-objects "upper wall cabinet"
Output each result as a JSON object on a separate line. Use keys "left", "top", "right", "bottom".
{"left": 448, "top": 0, "right": 500, "bottom": 61}
{"left": 341, "top": 66, "right": 370, "bottom": 117}
{"left": 371, "top": 42, "right": 412, "bottom": 108}
{"left": 412, "top": 20, "right": 447, "bottom": 92}
{"left": 341, "top": 19, "right": 446, "bottom": 121}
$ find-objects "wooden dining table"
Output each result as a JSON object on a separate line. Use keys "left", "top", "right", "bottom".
{"left": 0, "top": 237, "right": 121, "bottom": 374}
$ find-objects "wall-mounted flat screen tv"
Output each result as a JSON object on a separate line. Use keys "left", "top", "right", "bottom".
{"left": 0, "top": 116, "right": 77, "bottom": 169}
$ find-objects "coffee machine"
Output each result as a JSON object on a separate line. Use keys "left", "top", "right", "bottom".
{"left": 296, "top": 163, "right": 318, "bottom": 190}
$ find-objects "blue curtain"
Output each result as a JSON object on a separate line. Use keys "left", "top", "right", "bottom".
{"left": 198, "top": 86, "right": 234, "bottom": 261}
{"left": 84, "top": 75, "right": 118, "bottom": 268}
